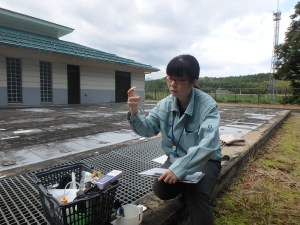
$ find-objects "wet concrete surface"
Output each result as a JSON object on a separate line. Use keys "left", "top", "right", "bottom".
{"left": 0, "top": 102, "right": 286, "bottom": 178}
{"left": 0, "top": 104, "right": 133, "bottom": 151}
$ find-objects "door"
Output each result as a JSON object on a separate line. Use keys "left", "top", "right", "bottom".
{"left": 67, "top": 65, "right": 80, "bottom": 104}
{"left": 115, "top": 71, "right": 131, "bottom": 102}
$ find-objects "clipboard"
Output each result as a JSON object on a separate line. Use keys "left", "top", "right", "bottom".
{"left": 138, "top": 168, "right": 205, "bottom": 184}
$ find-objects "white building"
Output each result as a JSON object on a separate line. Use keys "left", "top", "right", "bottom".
{"left": 0, "top": 7, "right": 159, "bottom": 106}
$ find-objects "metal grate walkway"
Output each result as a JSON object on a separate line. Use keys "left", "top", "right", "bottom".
{"left": 0, "top": 137, "right": 164, "bottom": 225}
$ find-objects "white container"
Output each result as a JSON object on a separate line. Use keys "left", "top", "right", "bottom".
{"left": 69, "top": 172, "right": 77, "bottom": 189}
{"left": 116, "top": 204, "right": 143, "bottom": 225}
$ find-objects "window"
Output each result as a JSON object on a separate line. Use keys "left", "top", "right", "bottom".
{"left": 6, "top": 57, "right": 22, "bottom": 103}
{"left": 40, "top": 61, "right": 52, "bottom": 102}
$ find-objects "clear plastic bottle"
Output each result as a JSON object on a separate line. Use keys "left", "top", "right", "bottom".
{"left": 133, "top": 89, "right": 146, "bottom": 116}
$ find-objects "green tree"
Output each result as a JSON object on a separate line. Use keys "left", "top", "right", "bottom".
{"left": 275, "top": 2, "right": 300, "bottom": 104}
{"left": 145, "top": 73, "right": 289, "bottom": 91}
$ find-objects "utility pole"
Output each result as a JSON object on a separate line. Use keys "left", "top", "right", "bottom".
{"left": 268, "top": 0, "right": 281, "bottom": 104}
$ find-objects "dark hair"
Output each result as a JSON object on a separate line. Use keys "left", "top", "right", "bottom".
{"left": 166, "top": 54, "right": 200, "bottom": 84}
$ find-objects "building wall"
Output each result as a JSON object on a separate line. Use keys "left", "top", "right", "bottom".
{"left": 0, "top": 55, "right": 7, "bottom": 105}
{"left": 52, "top": 62, "right": 68, "bottom": 104}
{"left": 22, "top": 58, "right": 40, "bottom": 105}
{"left": 0, "top": 46, "right": 149, "bottom": 106}
{"left": 80, "top": 66, "right": 115, "bottom": 104}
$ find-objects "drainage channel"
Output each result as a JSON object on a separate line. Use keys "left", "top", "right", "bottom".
{"left": 0, "top": 137, "right": 164, "bottom": 225}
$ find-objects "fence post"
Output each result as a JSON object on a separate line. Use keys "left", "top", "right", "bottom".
{"left": 284, "top": 88, "right": 287, "bottom": 104}
{"left": 258, "top": 88, "right": 260, "bottom": 105}
{"left": 154, "top": 88, "right": 156, "bottom": 100}
{"left": 235, "top": 88, "right": 237, "bottom": 104}
{"left": 215, "top": 89, "right": 217, "bottom": 101}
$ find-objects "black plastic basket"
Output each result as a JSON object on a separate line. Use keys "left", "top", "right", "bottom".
{"left": 33, "top": 163, "right": 120, "bottom": 225}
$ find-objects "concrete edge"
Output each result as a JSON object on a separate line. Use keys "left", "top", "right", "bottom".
{"left": 134, "top": 110, "right": 291, "bottom": 225}
{"left": 212, "top": 110, "right": 291, "bottom": 201}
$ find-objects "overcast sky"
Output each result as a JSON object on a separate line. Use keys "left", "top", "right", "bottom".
{"left": 0, "top": 0, "right": 298, "bottom": 79}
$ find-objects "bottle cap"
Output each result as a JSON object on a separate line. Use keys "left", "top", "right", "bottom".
{"left": 61, "top": 197, "right": 68, "bottom": 203}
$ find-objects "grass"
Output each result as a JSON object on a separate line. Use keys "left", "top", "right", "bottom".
{"left": 213, "top": 113, "right": 300, "bottom": 225}
{"left": 145, "top": 91, "right": 289, "bottom": 105}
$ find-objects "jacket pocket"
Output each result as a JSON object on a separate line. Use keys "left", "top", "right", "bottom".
{"left": 181, "top": 129, "right": 199, "bottom": 149}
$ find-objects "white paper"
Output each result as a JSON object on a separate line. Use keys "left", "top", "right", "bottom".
{"left": 138, "top": 168, "right": 203, "bottom": 183}
{"left": 139, "top": 168, "right": 167, "bottom": 176}
{"left": 151, "top": 155, "right": 168, "bottom": 164}
{"left": 182, "top": 172, "right": 203, "bottom": 182}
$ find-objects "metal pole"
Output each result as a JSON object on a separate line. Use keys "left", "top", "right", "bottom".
{"left": 155, "top": 88, "right": 156, "bottom": 100}
{"left": 258, "top": 88, "right": 260, "bottom": 105}
{"left": 268, "top": 0, "right": 281, "bottom": 103}
{"left": 284, "top": 88, "right": 287, "bottom": 104}
{"left": 235, "top": 88, "right": 237, "bottom": 104}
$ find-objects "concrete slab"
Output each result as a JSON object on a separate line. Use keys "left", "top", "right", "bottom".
{"left": 28, "top": 141, "right": 90, "bottom": 160}
{"left": 72, "top": 137, "right": 111, "bottom": 148}
{"left": 70, "top": 113, "right": 115, "bottom": 118}
{"left": 0, "top": 149, "right": 43, "bottom": 171}
{"left": 225, "top": 124, "right": 261, "bottom": 129}
{"left": 244, "top": 113, "right": 276, "bottom": 120}
{"left": 0, "top": 104, "right": 289, "bottom": 178}
{"left": 219, "top": 126, "right": 252, "bottom": 138}
{"left": 0, "top": 129, "right": 142, "bottom": 173}
{"left": 0, "top": 117, "right": 59, "bottom": 125}
{"left": 13, "top": 129, "right": 42, "bottom": 134}
{"left": 17, "top": 108, "right": 55, "bottom": 113}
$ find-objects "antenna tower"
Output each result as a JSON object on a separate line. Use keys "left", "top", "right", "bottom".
{"left": 268, "top": 0, "right": 281, "bottom": 103}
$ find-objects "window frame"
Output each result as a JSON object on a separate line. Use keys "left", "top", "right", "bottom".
{"left": 6, "top": 57, "right": 22, "bottom": 103}
{"left": 40, "top": 61, "right": 53, "bottom": 103}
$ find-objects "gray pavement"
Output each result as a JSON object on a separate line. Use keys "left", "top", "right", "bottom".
{"left": 0, "top": 103, "right": 285, "bottom": 178}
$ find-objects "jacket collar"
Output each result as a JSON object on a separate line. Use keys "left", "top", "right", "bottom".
{"left": 171, "top": 88, "right": 195, "bottom": 117}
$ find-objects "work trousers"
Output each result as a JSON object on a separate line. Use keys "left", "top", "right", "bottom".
{"left": 153, "top": 159, "right": 221, "bottom": 225}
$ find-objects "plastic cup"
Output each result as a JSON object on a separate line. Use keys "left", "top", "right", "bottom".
{"left": 133, "top": 90, "right": 146, "bottom": 116}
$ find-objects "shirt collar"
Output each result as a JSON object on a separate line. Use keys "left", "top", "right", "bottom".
{"left": 171, "top": 87, "right": 195, "bottom": 117}
{"left": 171, "top": 97, "right": 178, "bottom": 112}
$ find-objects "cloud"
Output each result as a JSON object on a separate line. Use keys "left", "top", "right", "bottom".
{"left": 0, "top": 0, "right": 297, "bottom": 79}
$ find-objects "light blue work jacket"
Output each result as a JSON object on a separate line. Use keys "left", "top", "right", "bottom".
{"left": 127, "top": 88, "right": 229, "bottom": 181}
